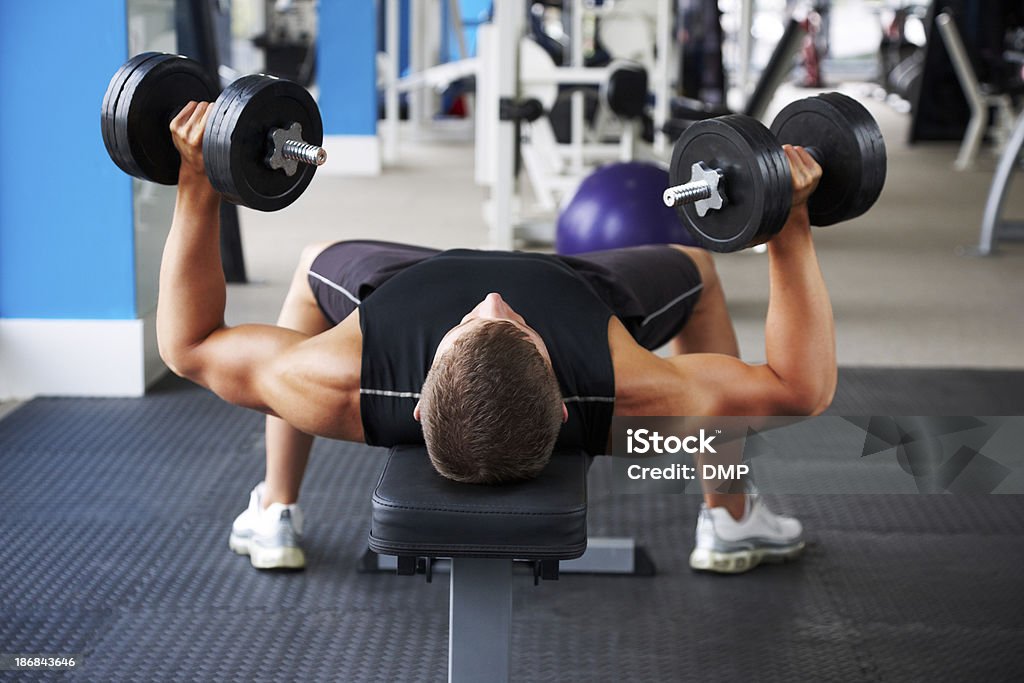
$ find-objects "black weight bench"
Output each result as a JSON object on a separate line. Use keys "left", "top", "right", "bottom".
{"left": 367, "top": 445, "right": 652, "bottom": 683}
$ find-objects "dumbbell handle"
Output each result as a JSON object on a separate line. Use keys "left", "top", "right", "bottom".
{"left": 280, "top": 139, "right": 327, "bottom": 166}
{"left": 663, "top": 180, "right": 713, "bottom": 208}
{"left": 662, "top": 145, "right": 823, "bottom": 210}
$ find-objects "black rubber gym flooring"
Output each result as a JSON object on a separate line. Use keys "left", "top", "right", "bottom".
{"left": 1, "top": 368, "right": 1023, "bottom": 682}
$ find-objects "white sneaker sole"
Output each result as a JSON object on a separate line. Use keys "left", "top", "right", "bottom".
{"left": 689, "top": 542, "right": 805, "bottom": 574}
{"left": 229, "top": 533, "right": 306, "bottom": 570}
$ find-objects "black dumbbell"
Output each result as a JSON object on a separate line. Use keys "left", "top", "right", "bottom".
{"left": 101, "top": 52, "right": 326, "bottom": 212}
{"left": 663, "top": 92, "right": 887, "bottom": 252}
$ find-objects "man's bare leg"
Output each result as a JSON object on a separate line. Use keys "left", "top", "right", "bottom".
{"left": 262, "top": 242, "right": 334, "bottom": 508}
{"left": 668, "top": 245, "right": 746, "bottom": 520}
{"left": 668, "top": 245, "right": 740, "bottom": 358}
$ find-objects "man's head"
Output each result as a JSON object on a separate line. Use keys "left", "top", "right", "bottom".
{"left": 414, "top": 293, "right": 567, "bottom": 484}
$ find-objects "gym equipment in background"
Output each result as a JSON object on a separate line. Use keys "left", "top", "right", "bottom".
{"left": 909, "top": 1, "right": 1024, "bottom": 143}
{"left": 556, "top": 161, "right": 696, "bottom": 254}
{"left": 977, "top": 109, "right": 1024, "bottom": 255}
{"left": 934, "top": 12, "right": 1016, "bottom": 170}
{"left": 662, "top": 15, "right": 808, "bottom": 143}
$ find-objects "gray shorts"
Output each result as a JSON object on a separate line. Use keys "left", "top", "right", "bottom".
{"left": 308, "top": 240, "right": 704, "bottom": 350}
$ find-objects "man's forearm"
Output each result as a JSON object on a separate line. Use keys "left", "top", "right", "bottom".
{"left": 763, "top": 206, "right": 837, "bottom": 413}
{"left": 156, "top": 171, "right": 225, "bottom": 373}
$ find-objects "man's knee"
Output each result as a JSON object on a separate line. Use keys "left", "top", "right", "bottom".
{"left": 669, "top": 244, "right": 719, "bottom": 290}
{"left": 301, "top": 242, "right": 331, "bottom": 263}
{"left": 298, "top": 241, "right": 335, "bottom": 274}
{"left": 285, "top": 242, "right": 335, "bottom": 304}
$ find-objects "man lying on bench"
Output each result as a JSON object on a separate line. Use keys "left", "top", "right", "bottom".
{"left": 158, "top": 101, "right": 833, "bottom": 574}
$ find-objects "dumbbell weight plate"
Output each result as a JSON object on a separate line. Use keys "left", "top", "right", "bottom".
{"left": 770, "top": 92, "right": 886, "bottom": 227}
{"left": 752, "top": 113, "right": 794, "bottom": 245}
{"left": 807, "top": 92, "right": 886, "bottom": 225}
{"left": 204, "top": 74, "right": 255, "bottom": 208}
{"left": 206, "top": 75, "right": 283, "bottom": 209}
{"left": 101, "top": 52, "right": 164, "bottom": 175}
{"left": 820, "top": 93, "right": 888, "bottom": 219}
{"left": 669, "top": 114, "right": 791, "bottom": 252}
{"left": 203, "top": 75, "right": 323, "bottom": 212}
{"left": 102, "top": 53, "right": 219, "bottom": 185}
{"left": 730, "top": 114, "right": 790, "bottom": 247}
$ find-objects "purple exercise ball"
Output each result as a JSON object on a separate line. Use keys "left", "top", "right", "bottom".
{"left": 556, "top": 161, "right": 697, "bottom": 254}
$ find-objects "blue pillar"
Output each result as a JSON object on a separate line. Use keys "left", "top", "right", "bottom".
{"left": 0, "top": 2, "right": 134, "bottom": 320}
{"left": 0, "top": 1, "right": 161, "bottom": 397}
{"left": 318, "top": 0, "right": 381, "bottom": 174}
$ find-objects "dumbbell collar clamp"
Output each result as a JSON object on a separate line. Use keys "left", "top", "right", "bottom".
{"left": 662, "top": 162, "right": 726, "bottom": 217}
{"left": 266, "top": 122, "right": 327, "bottom": 177}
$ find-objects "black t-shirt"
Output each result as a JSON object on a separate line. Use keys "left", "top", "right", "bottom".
{"left": 358, "top": 249, "right": 615, "bottom": 454}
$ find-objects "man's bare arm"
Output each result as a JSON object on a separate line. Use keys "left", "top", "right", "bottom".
{"left": 759, "top": 148, "right": 836, "bottom": 413}
{"left": 664, "top": 146, "right": 836, "bottom": 416}
{"left": 155, "top": 101, "right": 307, "bottom": 411}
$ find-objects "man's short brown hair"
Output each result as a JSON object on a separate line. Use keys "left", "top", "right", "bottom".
{"left": 419, "top": 320, "right": 564, "bottom": 484}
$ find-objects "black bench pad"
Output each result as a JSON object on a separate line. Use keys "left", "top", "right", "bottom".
{"left": 369, "top": 445, "right": 589, "bottom": 560}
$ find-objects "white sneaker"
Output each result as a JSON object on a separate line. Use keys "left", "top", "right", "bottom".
{"left": 229, "top": 483, "right": 306, "bottom": 570}
{"left": 689, "top": 495, "right": 804, "bottom": 574}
